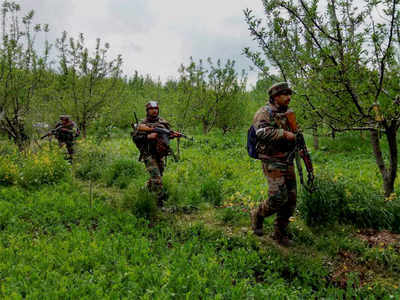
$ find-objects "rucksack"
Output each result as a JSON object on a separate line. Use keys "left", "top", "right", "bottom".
{"left": 247, "top": 125, "right": 259, "bottom": 159}
{"left": 247, "top": 106, "right": 272, "bottom": 159}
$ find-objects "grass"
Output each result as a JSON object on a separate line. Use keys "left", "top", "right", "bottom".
{"left": 0, "top": 130, "right": 399, "bottom": 298}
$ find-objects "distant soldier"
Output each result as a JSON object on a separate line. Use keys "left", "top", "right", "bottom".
{"left": 250, "top": 82, "right": 299, "bottom": 246}
{"left": 132, "top": 101, "right": 183, "bottom": 207}
{"left": 42, "top": 115, "right": 80, "bottom": 162}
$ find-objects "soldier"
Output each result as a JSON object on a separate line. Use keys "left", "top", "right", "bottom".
{"left": 43, "top": 115, "right": 80, "bottom": 162}
{"left": 132, "top": 101, "right": 182, "bottom": 207}
{"left": 250, "top": 82, "right": 298, "bottom": 246}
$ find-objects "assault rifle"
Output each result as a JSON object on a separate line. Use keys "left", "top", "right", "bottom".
{"left": 40, "top": 125, "right": 62, "bottom": 140}
{"left": 286, "top": 110, "right": 315, "bottom": 192}
{"left": 137, "top": 124, "right": 192, "bottom": 161}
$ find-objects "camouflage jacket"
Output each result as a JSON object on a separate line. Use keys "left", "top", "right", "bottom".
{"left": 54, "top": 121, "right": 80, "bottom": 141}
{"left": 132, "top": 116, "right": 171, "bottom": 157}
{"left": 252, "top": 103, "right": 295, "bottom": 162}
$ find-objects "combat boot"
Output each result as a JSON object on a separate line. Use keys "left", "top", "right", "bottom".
{"left": 251, "top": 209, "right": 264, "bottom": 236}
{"left": 271, "top": 226, "right": 293, "bottom": 247}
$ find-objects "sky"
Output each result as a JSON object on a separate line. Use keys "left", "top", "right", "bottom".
{"left": 17, "top": 0, "right": 266, "bottom": 87}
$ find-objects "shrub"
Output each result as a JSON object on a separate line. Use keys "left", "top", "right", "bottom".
{"left": 162, "top": 176, "right": 201, "bottom": 212}
{"left": 103, "top": 157, "right": 143, "bottom": 189}
{"left": 0, "top": 156, "right": 18, "bottom": 185}
{"left": 123, "top": 185, "right": 158, "bottom": 219}
{"left": 217, "top": 207, "right": 244, "bottom": 225}
{"left": 75, "top": 143, "right": 108, "bottom": 181}
{"left": 298, "top": 171, "right": 400, "bottom": 231}
{"left": 200, "top": 176, "right": 223, "bottom": 206}
{"left": 18, "top": 150, "right": 70, "bottom": 187}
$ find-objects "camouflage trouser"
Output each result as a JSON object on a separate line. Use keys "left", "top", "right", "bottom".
{"left": 58, "top": 139, "right": 75, "bottom": 162}
{"left": 256, "top": 160, "right": 297, "bottom": 236}
{"left": 143, "top": 155, "right": 166, "bottom": 206}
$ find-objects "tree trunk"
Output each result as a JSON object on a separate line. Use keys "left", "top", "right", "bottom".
{"left": 202, "top": 118, "right": 209, "bottom": 134}
{"left": 79, "top": 120, "right": 87, "bottom": 138}
{"left": 312, "top": 126, "right": 319, "bottom": 150}
{"left": 370, "top": 125, "right": 398, "bottom": 197}
{"left": 2, "top": 118, "right": 29, "bottom": 151}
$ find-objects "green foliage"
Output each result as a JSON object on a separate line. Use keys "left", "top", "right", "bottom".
{"left": 298, "top": 171, "right": 400, "bottom": 232}
{"left": 75, "top": 143, "right": 108, "bottom": 181}
{"left": 177, "top": 57, "right": 248, "bottom": 133}
{"left": 54, "top": 31, "right": 123, "bottom": 136}
{"left": 103, "top": 157, "right": 142, "bottom": 189}
{"left": 0, "top": 1, "right": 51, "bottom": 149}
{"left": 217, "top": 206, "right": 247, "bottom": 225}
{"left": 0, "top": 154, "right": 18, "bottom": 185}
{"left": 244, "top": 0, "right": 400, "bottom": 195}
{"left": 0, "top": 147, "right": 69, "bottom": 187}
{"left": 0, "top": 131, "right": 399, "bottom": 297}
{"left": 122, "top": 185, "right": 158, "bottom": 220}
{"left": 200, "top": 176, "right": 223, "bottom": 206}
{"left": 162, "top": 176, "right": 202, "bottom": 212}
{"left": 18, "top": 150, "right": 70, "bottom": 187}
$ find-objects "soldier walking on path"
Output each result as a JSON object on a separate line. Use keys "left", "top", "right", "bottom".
{"left": 250, "top": 82, "right": 299, "bottom": 247}
{"left": 132, "top": 101, "right": 183, "bottom": 207}
{"left": 42, "top": 115, "right": 80, "bottom": 162}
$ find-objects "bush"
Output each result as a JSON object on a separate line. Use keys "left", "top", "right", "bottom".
{"left": 18, "top": 150, "right": 70, "bottom": 187}
{"left": 162, "top": 176, "right": 201, "bottom": 212}
{"left": 298, "top": 171, "right": 400, "bottom": 231}
{"left": 217, "top": 207, "right": 245, "bottom": 225}
{"left": 75, "top": 143, "right": 108, "bottom": 181}
{"left": 103, "top": 157, "right": 143, "bottom": 189}
{"left": 123, "top": 185, "right": 158, "bottom": 219}
{"left": 0, "top": 148, "right": 70, "bottom": 188}
{"left": 0, "top": 156, "right": 18, "bottom": 185}
{"left": 200, "top": 176, "right": 223, "bottom": 206}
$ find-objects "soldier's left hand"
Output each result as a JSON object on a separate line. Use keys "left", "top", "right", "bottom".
{"left": 148, "top": 132, "right": 158, "bottom": 139}
{"left": 170, "top": 131, "right": 182, "bottom": 138}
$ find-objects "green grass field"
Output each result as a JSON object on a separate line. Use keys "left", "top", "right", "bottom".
{"left": 0, "top": 131, "right": 399, "bottom": 298}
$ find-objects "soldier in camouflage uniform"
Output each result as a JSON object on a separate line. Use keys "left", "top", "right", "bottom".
{"left": 250, "top": 82, "right": 297, "bottom": 246}
{"left": 132, "top": 101, "right": 177, "bottom": 207}
{"left": 51, "top": 115, "right": 80, "bottom": 162}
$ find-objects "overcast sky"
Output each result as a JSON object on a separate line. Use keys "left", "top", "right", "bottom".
{"left": 17, "top": 0, "right": 265, "bottom": 87}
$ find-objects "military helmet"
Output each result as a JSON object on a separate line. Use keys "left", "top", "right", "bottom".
{"left": 268, "top": 82, "right": 292, "bottom": 98}
{"left": 59, "top": 114, "right": 71, "bottom": 120}
{"left": 145, "top": 101, "right": 159, "bottom": 110}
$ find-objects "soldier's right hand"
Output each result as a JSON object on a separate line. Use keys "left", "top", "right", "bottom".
{"left": 147, "top": 132, "right": 158, "bottom": 139}
{"left": 283, "top": 131, "right": 296, "bottom": 141}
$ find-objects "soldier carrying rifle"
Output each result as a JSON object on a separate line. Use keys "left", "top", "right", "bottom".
{"left": 131, "top": 101, "right": 188, "bottom": 207}
{"left": 41, "top": 115, "right": 80, "bottom": 162}
{"left": 250, "top": 82, "right": 314, "bottom": 246}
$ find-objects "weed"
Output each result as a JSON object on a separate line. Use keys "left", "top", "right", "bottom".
{"left": 103, "top": 157, "right": 143, "bottom": 189}
{"left": 123, "top": 185, "right": 158, "bottom": 220}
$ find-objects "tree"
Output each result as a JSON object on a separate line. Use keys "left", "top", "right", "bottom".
{"left": 178, "top": 57, "right": 247, "bottom": 133}
{"left": 244, "top": 0, "right": 400, "bottom": 196}
{"left": 55, "top": 31, "right": 123, "bottom": 137}
{"left": 0, "top": 1, "right": 50, "bottom": 149}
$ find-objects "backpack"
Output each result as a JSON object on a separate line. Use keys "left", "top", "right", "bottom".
{"left": 247, "top": 106, "right": 273, "bottom": 159}
{"left": 247, "top": 125, "right": 259, "bottom": 159}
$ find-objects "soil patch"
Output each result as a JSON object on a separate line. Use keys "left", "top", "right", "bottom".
{"left": 357, "top": 229, "right": 400, "bottom": 249}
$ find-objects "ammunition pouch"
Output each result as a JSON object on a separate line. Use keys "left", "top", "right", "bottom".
{"left": 155, "top": 138, "right": 170, "bottom": 158}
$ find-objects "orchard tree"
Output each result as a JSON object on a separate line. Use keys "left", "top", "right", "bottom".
{"left": 178, "top": 57, "right": 247, "bottom": 133}
{"left": 244, "top": 0, "right": 400, "bottom": 196}
{"left": 55, "top": 31, "right": 123, "bottom": 137}
{"left": 0, "top": 1, "right": 50, "bottom": 149}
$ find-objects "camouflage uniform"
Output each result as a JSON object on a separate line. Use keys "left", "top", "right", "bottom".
{"left": 133, "top": 115, "right": 171, "bottom": 206}
{"left": 251, "top": 82, "right": 297, "bottom": 244}
{"left": 54, "top": 116, "right": 80, "bottom": 162}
